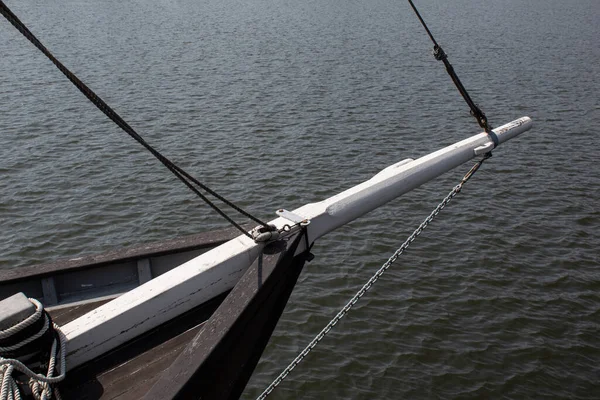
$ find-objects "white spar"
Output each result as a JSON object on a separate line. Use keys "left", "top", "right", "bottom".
{"left": 62, "top": 116, "right": 532, "bottom": 369}
{"left": 293, "top": 116, "right": 532, "bottom": 243}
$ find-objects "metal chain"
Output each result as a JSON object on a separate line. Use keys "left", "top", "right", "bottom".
{"left": 256, "top": 154, "right": 491, "bottom": 400}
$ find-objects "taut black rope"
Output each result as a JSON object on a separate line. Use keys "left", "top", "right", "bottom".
{"left": 407, "top": 0, "right": 498, "bottom": 147}
{"left": 0, "top": 0, "right": 271, "bottom": 238}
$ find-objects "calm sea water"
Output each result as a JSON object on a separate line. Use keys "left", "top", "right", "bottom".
{"left": 1, "top": 0, "right": 599, "bottom": 398}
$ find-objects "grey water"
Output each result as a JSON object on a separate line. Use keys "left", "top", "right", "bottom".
{"left": 1, "top": 0, "right": 599, "bottom": 398}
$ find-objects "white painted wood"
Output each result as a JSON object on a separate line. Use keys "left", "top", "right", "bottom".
{"left": 63, "top": 235, "right": 262, "bottom": 368}
{"left": 287, "top": 117, "right": 533, "bottom": 245}
{"left": 63, "top": 117, "right": 532, "bottom": 368}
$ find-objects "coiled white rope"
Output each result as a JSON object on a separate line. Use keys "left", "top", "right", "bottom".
{"left": 0, "top": 299, "right": 67, "bottom": 400}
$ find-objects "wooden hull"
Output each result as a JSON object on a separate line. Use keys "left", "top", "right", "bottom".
{"left": 0, "top": 226, "right": 244, "bottom": 309}
{"left": 44, "top": 232, "right": 309, "bottom": 400}
{"left": 49, "top": 294, "right": 225, "bottom": 399}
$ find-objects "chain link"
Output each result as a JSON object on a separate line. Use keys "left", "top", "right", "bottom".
{"left": 255, "top": 155, "right": 490, "bottom": 400}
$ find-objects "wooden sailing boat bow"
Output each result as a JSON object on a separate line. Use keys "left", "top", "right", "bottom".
{"left": 0, "top": 0, "right": 533, "bottom": 398}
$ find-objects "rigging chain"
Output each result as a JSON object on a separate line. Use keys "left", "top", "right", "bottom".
{"left": 0, "top": 0, "right": 271, "bottom": 238}
{"left": 256, "top": 153, "right": 492, "bottom": 399}
{"left": 407, "top": 0, "right": 499, "bottom": 147}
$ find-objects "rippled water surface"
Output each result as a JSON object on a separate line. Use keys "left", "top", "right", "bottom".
{"left": 1, "top": 0, "right": 599, "bottom": 398}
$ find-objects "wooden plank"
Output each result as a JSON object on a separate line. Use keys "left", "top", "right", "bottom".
{"left": 96, "top": 328, "right": 199, "bottom": 399}
{"left": 137, "top": 259, "right": 152, "bottom": 284}
{"left": 49, "top": 299, "right": 114, "bottom": 326}
{"left": 0, "top": 226, "right": 245, "bottom": 283}
{"left": 62, "top": 234, "right": 264, "bottom": 369}
{"left": 41, "top": 276, "right": 58, "bottom": 306}
{"left": 54, "top": 293, "right": 228, "bottom": 399}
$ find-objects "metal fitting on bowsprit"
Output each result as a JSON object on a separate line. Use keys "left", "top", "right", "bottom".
{"left": 251, "top": 224, "right": 281, "bottom": 243}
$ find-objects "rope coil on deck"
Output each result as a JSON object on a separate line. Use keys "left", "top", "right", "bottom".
{"left": 256, "top": 155, "right": 491, "bottom": 399}
{"left": 0, "top": 299, "right": 67, "bottom": 400}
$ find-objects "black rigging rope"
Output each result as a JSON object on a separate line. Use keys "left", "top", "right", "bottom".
{"left": 407, "top": 0, "right": 498, "bottom": 147}
{"left": 0, "top": 0, "right": 271, "bottom": 238}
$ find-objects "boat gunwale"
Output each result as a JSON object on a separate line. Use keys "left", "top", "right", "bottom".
{"left": 0, "top": 225, "right": 247, "bottom": 284}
